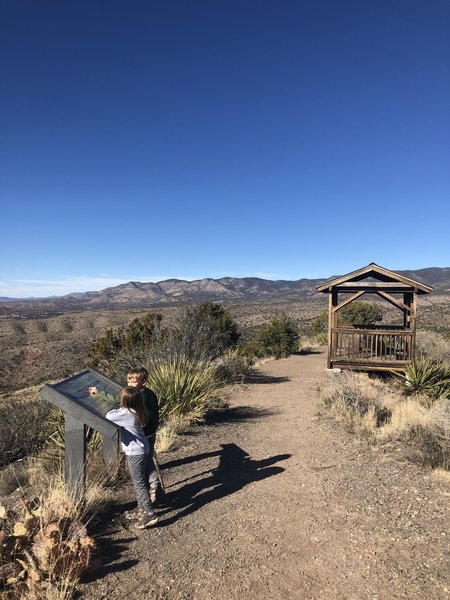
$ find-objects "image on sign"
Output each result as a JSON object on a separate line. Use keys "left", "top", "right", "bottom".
{"left": 53, "top": 371, "right": 120, "bottom": 416}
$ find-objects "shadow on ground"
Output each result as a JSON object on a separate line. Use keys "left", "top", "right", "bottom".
{"left": 81, "top": 529, "right": 138, "bottom": 583}
{"left": 203, "top": 404, "right": 276, "bottom": 425}
{"left": 157, "top": 443, "right": 290, "bottom": 526}
{"left": 243, "top": 373, "right": 289, "bottom": 384}
{"left": 82, "top": 445, "right": 289, "bottom": 581}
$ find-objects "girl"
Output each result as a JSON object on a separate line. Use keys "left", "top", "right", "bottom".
{"left": 106, "top": 386, "right": 158, "bottom": 529}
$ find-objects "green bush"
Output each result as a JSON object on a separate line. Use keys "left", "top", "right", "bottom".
{"left": 256, "top": 314, "right": 299, "bottom": 359}
{"left": 339, "top": 301, "right": 383, "bottom": 326}
{"left": 87, "top": 303, "right": 240, "bottom": 378}
{"left": 176, "top": 301, "right": 240, "bottom": 361}
{"left": 310, "top": 302, "right": 383, "bottom": 343}
{"left": 310, "top": 312, "right": 328, "bottom": 344}
{"left": 88, "top": 312, "right": 163, "bottom": 368}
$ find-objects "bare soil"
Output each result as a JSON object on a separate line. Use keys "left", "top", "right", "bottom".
{"left": 80, "top": 349, "right": 450, "bottom": 600}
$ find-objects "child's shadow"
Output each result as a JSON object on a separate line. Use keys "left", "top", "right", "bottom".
{"left": 158, "top": 444, "right": 290, "bottom": 526}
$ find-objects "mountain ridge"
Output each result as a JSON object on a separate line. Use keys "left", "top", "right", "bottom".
{"left": 1, "top": 267, "right": 449, "bottom": 316}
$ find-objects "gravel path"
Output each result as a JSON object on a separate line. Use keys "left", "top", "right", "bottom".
{"left": 82, "top": 349, "right": 450, "bottom": 600}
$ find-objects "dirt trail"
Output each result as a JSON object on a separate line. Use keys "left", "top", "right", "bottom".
{"left": 83, "top": 349, "right": 449, "bottom": 600}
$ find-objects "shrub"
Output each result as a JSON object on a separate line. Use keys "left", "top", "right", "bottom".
{"left": 87, "top": 303, "right": 241, "bottom": 380}
{"left": 426, "top": 400, "right": 450, "bottom": 468}
{"left": 339, "top": 301, "right": 383, "bottom": 326}
{"left": 214, "top": 348, "right": 254, "bottom": 383}
{"left": 0, "top": 399, "right": 50, "bottom": 468}
{"left": 0, "top": 473, "right": 107, "bottom": 599}
{"left": 310, "top": 312, "right": 328, "bottom": 344}
{"left": 172, "top": 301, "right": 240, "bottom": 362}
{"left": 310, "top": 302, "right": 383, "bottom": 343}
{"left": 87, "top": 312, "right": 163, "bottom": 370}
{"left": 395, "top": 356, "right": 450, "bottom": 407}
{"left": 0, "top": 356, "right": 13, "bottom": 391}
{"left": 256, "top": 314, "right": 299, "bottom": 359}
{"left": 147, "top": 357, "right": 221, "bottom": 423}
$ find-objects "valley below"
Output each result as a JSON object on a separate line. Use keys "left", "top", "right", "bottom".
{"left": 0, "top": 290, "right": 448, "bottom": 392}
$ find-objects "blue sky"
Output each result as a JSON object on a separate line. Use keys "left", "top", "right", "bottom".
{"left": 1, "top": 0, "right": 449, "bottom": 298}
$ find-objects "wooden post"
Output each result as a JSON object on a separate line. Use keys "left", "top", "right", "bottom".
{"left": 327, "top": 288, "right": 337, "bottom": 368}
{"left": 411, "top": 291, "right": 417, "bottom": 362}
{"left": 64, "top": 414, "right": 86, "bottom": 501}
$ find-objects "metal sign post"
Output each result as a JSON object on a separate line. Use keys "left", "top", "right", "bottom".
{"left": 40, "top": 368, "right": 122, "bottom": 499}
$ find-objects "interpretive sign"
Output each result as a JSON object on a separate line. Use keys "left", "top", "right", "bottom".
{"left": 40, "top": 368, "right": 122, "bottom": 499}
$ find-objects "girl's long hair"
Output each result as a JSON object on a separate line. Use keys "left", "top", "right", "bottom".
{"left": 120, "top": 386, "right": 147, "bottom": 427}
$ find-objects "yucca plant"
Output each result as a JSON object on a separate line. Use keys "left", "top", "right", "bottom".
{"left": 147, "top": 357, "right": 221, "bottom": 423}
{"left": 46, "top": 409, "right": 102, "bottom": 452}
{"left": 396, "top": 356, "right": 450, "bottom": 407}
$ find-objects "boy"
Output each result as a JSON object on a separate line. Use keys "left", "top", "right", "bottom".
{"left": 126, "top": 367, "right": 161, "bottom": 502}
{"left": 89, "top": 367, "right": 161, "bottom": 503}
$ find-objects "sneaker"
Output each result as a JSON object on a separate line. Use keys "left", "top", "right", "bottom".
{"left": 136, "top": 512, "right": 159, "bottom": 530}
{"left": 124, "top": 507, "right": 144, "bottom": 520}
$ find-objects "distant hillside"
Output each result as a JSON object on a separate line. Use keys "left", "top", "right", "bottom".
{"left": 1, "top": 267, "right": 448, "bottom": 317}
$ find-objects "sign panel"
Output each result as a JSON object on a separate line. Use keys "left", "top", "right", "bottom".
{"left": 52, "top": 368, "right": 121, "bottom": 417}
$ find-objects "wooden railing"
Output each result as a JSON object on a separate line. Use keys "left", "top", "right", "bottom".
{"left": 330, "top": 328, "right": 414, "bottom": 363}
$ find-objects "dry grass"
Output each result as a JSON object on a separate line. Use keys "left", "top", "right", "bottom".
{"left": 377, "top": 396, "right": 429, "bottom": 441}
{"left": 319, "top": 371, "right": 392, "bottom": 438}
{"left": 431, "top": 468, "right": 450, "bottom": 485}
{"left": 320, "top": 370, "right": 450, "bottom": 471}
{"left": 298, "top": 336, "right": 321, "bottom": 353}
{"left": 416, "top": 329, "right": 450, "bottom": 363}
{"left": 155, "top": 424, "right": 179, "bottom": 453}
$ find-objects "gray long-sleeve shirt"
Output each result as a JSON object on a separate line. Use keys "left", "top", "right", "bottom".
{"left": 105, "top": 407, "right": 149, "bottom": 455}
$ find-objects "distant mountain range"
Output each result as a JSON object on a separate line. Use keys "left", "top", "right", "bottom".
{"left": 1, "top": 267, "right": 449, "bottom": 316}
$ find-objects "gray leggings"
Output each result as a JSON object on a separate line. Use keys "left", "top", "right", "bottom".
{"left": 127, "top": 453, "right": 154, "bottom": 515}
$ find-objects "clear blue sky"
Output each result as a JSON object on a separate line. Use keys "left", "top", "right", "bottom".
{"left": 1, "top": 0, "right": 449, "bottom": 298}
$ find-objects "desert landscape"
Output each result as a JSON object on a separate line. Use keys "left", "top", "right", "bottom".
{"left": 0, "top": 268, "right": 448, "bottom": 390}
{"left": 0, "top": 270, "right": 449, "bottom": 599}
{"left": 3, "top": 3, "right": 449, "bottom": 598}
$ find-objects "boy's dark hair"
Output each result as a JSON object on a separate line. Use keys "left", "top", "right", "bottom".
{"left": 128, "top": 367, "right": 149, "bottom": 384}
{"left": 120, "top": 386, "right": 147, "bottom": 427}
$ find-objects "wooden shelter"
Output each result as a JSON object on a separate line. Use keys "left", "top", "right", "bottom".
{"left": 316, "top": 263, "right": 432, "bottom": 372}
